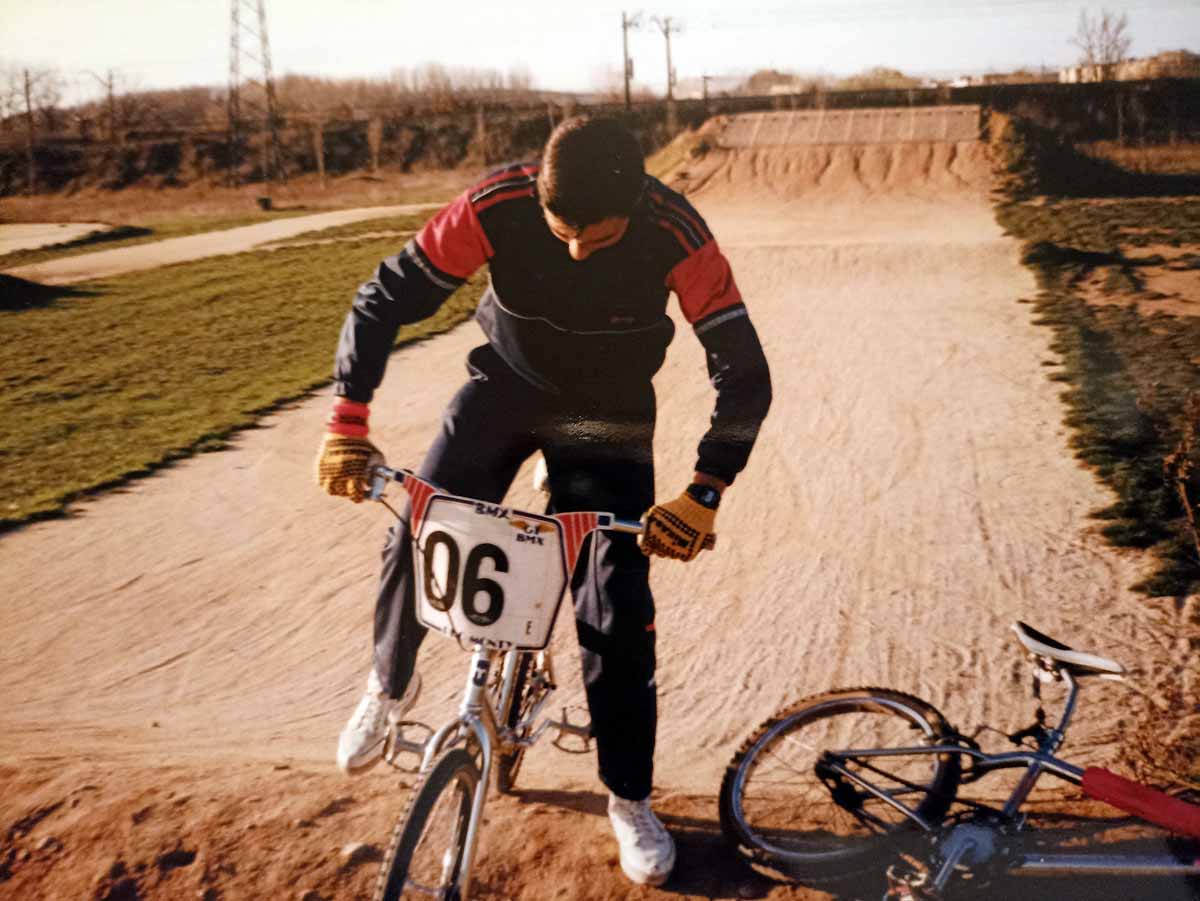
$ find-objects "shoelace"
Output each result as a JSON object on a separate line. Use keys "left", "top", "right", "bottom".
{"left": 355, "top": 693, "right": 389, "bottom": 729}
{"left": 621, "top": 803, "right": 667, "bottom": 848}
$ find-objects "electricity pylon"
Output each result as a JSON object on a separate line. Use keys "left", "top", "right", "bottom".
{"left": 227, "top": 0, "right": 282, "bottom": 187}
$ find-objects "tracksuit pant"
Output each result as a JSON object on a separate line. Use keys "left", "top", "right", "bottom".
{"left": 372, "top": 345, "right": 658, "bottom": 801}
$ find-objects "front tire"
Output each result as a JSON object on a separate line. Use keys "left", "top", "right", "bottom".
{"left": 719, "top": 688, "right": 961, "bottom": 884}
{"left": 375, "top": 747, "right": 480, "bottom": 901}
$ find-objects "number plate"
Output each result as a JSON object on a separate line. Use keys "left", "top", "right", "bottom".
{"left": 412, "top": 495, "right": 568, "bottom": 650}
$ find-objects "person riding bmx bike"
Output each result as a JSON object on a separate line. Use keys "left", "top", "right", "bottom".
{"left": 316, "top": 115, "right": 771, "bottom": 887}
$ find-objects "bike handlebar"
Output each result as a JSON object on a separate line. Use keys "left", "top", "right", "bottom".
{"left": 369, "top": 465, "right": 644, "bottom": 534}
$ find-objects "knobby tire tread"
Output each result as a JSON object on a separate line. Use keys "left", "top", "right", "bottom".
{"left": 718, "top": 686, "right": 962, "bottom": 886}
{"left": 374, "top": 746, "right": 480, "bottom": 901}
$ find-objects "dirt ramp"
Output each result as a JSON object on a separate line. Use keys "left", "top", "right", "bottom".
{"left": 719, "top": 105, "right": 982, "bottom": 147}
{"left": 672, "top": 140, "right": 992, "bottom": 202}
{"left": 659, "top": 106, "right": 992, "bottom": 203}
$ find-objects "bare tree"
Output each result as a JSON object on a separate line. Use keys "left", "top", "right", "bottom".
{"left": 1071, "top": 8, "right": 1132, "bottom": 76}
{"left": 0, "top": 65, "right": 23, "bottom": 129}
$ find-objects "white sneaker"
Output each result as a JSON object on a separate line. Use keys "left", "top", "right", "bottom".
{"left": 607, "top": 793, "right": 676, "bottom": 886}
{"left": 336, "top": 670, "right": 421, "bottom": 775}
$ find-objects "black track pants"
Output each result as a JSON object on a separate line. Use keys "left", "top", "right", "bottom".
{"left": 371, "top": 346, "right": 658, "bottom": 800}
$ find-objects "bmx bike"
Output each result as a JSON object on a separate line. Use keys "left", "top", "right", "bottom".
{"left": 719, "top": 621, "right": 1200, "bottom": 899}
{"left": 364, "top": 464, "right": 643, "bottom": 901}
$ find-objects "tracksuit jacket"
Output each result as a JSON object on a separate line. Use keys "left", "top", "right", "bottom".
{"left": 333, "top": 162, "right": 771, "bottom": 486}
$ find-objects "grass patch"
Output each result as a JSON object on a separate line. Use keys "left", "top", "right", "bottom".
{"left": 993, "top": 113, "right": 1200, "bottom": 598}
{"left": 271, "top": 213, "right": 427, "bottom": 246}
{"left": 0, "top": 212, "right": 480, "bottom": 527}
{"left": 645, "top": 127, "right": 713, "bottom": 180}
{"left": 1080, "top": 140, "right": 1200, "bottom": 177}
{"left": 0, "top": 210, "right": 312, "bottom": 271}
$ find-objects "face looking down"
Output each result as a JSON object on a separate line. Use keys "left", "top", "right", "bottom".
{"left": 542, "top": 208, "right": 630, "bottom": 261}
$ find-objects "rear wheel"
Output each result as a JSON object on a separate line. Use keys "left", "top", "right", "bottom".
{"left": 719, "top": 688, "right": 961, "bottom": 883}
{"left": 374, "top": 747, "right": 479, "bottom": 901}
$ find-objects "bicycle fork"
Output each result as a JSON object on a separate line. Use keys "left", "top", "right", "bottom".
{"left": 420, "top": 646, "right": 499, "bottom": 901}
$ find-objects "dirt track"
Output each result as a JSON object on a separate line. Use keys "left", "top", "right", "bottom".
{"left": 1, "top": 138, "right": 1193, "bottom": 900}
{"left": 0, "top": 223, "right": 113, "bottom": 256}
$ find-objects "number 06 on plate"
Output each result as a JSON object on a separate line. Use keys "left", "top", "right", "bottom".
{"left": 402, "top": 475, "right": 608, "bottom": 651}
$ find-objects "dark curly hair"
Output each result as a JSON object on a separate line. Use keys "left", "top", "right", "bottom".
{"left": 537, "top": 116, "right": 645, "bottom": 228}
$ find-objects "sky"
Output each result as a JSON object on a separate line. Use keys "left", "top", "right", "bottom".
{"left": 2, "top": 0, "right": 1198, "bottom": 105}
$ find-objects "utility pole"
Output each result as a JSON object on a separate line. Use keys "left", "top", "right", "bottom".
{"left": 621, "top": 11, "right": 641, "bottom": 111}
{"left": 84, "top": 69, "right": 117, "bottom": 143}
{"left": 228, "top": 0, "right": 282, "bottom": 194}
{"left": 652, "top": 16, "right": 681, "bottom": 131}
{"left": 23, "top": 69, "right": 35, "bottom": 195}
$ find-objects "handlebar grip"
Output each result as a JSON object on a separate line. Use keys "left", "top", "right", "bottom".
{"left": 368, "top": 464, "right": 405, "bottom": 500}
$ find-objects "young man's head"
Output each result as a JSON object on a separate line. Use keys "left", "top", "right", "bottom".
{"left": 538, "top": 116, "right": 644, "bottom": 261}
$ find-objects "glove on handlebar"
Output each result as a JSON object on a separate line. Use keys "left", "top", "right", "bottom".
{"left": 316, "top": 399, "right": 379, "bottom": 503}
{"left": 640, "top": 490, "right": 718, "bottom": 562}
{"left": 316, "top": 434, "right": 381, "bottom": 502}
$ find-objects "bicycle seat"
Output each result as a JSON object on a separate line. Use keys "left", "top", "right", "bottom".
{"left": 1012, "top": 622, "right": 1125, "bottom": 677}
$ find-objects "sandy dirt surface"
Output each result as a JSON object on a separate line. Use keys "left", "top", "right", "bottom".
{"left": 2, "top": 204, "right": 440, "bottom": 286}
{"left": 1, "top": 137, "right": 1195, "bottom": 900}
{"left": 0, "top": 223, "right": 113, "bottom": 256}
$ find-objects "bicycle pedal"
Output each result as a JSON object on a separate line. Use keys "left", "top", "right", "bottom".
{"left": 385, "top": 720, "right": 433, "bottom": 774}
{"left": 884, "top": 860, "right": 937, "bottom": 901}
{"left": 550, "top": 706, "right": 593, "bottom": 754}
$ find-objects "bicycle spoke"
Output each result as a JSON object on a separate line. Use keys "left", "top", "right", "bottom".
{"left": 724, "top": 693, "right": 959, "bottom": 870}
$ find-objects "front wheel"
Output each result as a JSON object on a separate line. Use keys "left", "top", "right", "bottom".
{"left": 374, "top": 747, "right": 480, "bottom": 901}
{"left": 719, "top": 688, "right": 961, "bottom": 884}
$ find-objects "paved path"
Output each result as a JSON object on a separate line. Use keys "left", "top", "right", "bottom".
{"left": 0, "top": 222, "right": 112, "bottom": 255}
{"left": 4, "top": 203, "right": 441, "bottom": 285}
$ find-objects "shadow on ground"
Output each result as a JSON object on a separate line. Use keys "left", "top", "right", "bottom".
{"left": 0, "top": 274, "right": 97, "bottom": 311}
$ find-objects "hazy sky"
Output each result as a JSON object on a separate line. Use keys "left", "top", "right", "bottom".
{"left": 2, "top": 0, "right": 1198, "bottom": 104}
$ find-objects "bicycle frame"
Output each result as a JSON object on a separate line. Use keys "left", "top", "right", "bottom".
{"left": 369, "top": 464, "right": 641, "bottom": 900}
{"left": 819, "top": 668, "right": 1200, "bottom": 893}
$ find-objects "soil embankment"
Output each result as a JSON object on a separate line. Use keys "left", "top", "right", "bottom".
{"left": 1, "top": 131, "right": 1191, "bottom": 900}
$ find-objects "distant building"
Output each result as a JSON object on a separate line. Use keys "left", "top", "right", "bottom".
{"left": 1060, "top": 49, "right": 1200, "bottom": 82}
{"left": 981, "top": 70, "right": 1057, "bottom": 86}
{"left": 1117, "top": 49, "right": 1200, "bottom": 79}
{"left": 1059, "top": 63, "right": 1116, "bottom": 83}
{"left": 949, "top": 70, "right": 1056, "bottom": 87}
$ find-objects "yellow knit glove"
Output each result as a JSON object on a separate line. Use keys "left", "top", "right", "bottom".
{"left": 316, "top": 399, "right": 380, "bottom": 503}
{"left": 640, "top": 491, "right": 718, "bottom": 562}
{"left": 316, "top": 434, "right": 381, "bottom": 503}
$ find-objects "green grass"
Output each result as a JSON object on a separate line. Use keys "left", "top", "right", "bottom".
{"left": 275, "top": 213, "right": 430, "bottom": 245}
{"left": 0, "top": 212, "right": 480, "bottom": 527}
{"left": 997, "top": 193, "right": 1200, "bottom": 598}
{"left": 0, "top": 210, "right": 313, "bottom": 271}
{"left": 992, "top": 116, "right": 1200, "bottom": 783}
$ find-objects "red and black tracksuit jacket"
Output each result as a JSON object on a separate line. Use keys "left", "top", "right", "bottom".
{"left": 333, "top": 163, "right": 771, "bottom": 485}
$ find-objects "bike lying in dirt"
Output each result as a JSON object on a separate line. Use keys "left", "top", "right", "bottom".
{"left": 719, "top": 621, "right": 1200, "bottom": 899}
{"left": 365, "top": 464, "right": 642, "bottom": 901}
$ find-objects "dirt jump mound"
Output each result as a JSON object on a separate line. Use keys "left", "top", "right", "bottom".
{"left": 666, "top": 105, "right": 992, "bottom": 203}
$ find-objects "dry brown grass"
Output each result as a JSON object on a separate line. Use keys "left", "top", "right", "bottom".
{"left": 1079, "top": 141, "right": 1200, "bottom": 176}
{"left": 0, "top": 166, "right": 477, "bottom": 226}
